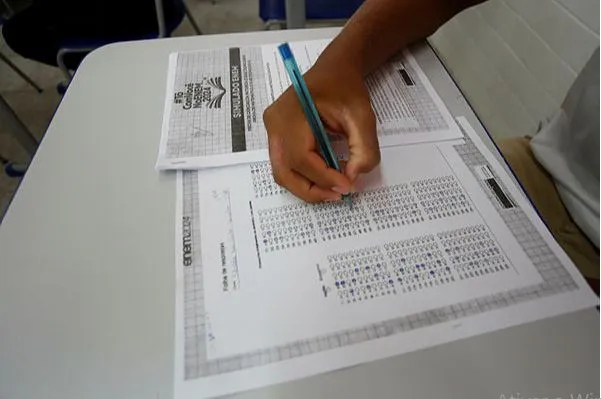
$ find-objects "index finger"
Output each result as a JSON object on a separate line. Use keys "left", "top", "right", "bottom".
{"left": 274, "top": 168, "right": 341, "bottom": 203}
{"left": 294, "top": 152, "right": 353, "bottom": 194}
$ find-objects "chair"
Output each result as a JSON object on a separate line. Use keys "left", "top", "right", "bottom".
{"left": 0, "top": 15, "right": 41, "bottom": 174}
{"left": 57, "top": 0, "right": 202, "bottom": 86}
{"left": 0, "top": 15, "right": 43, "bottom": 93}
{"left": 259, "top": 0, "right": 363, "bottom": 29}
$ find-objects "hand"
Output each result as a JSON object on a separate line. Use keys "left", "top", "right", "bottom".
{"left": 263, "top": 60, "right": 380, "bottom": 203}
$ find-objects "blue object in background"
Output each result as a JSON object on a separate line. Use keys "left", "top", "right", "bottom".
{"left": 4, "top": 162, "right": 27, "bottom": 178}
{"left": 260, "top": 0, "right": 363, "bottom": 25}
{"left": 0, "top": 154, "right": 27, "bottom": 178}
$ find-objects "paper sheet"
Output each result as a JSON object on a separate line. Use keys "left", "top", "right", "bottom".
{"left": 173, "top": 117, "right": 598, "bottom": 398}
{"left": 157, "top": 40, "right": 461, "bottom": 169}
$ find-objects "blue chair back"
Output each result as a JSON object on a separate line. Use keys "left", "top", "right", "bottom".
{"left": 260, "top": 0, "right": 363, "bottom": 21}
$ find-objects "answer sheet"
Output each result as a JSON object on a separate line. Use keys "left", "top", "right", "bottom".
{"left": 173, "top": 117, "right": 598, "bottom": 398}
{"left": 157, "top": 39, "right": 461, "bottom": 169}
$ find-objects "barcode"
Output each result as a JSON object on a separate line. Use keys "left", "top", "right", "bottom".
{"left": 485, "top": 178, "right": 514, "bottom": 209}
{"left": 398, "top": 69, "right": 414, "bottom": 86}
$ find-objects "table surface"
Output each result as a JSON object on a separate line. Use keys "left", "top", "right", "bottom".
{"left": 0, "top": 27, "right": 598, "bottom": 399}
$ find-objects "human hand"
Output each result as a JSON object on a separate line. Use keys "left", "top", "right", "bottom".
{"left": 263, "top": 60, "right": 380, "bottom": 203}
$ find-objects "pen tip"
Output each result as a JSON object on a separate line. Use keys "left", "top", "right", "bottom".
{"left": 342, "top": 194, "right": 353, "bottom": 209}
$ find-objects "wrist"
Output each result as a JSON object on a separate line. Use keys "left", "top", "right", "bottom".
{"left": 314, "top": 33, "right": 367, "bottom": 77}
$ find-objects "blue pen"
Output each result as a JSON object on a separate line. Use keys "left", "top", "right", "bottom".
{"left": 277, "top": 43, "right": 352, "bottom": 206}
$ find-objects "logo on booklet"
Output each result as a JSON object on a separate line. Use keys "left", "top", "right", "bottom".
{"left": 174, "top": 77, "right": 227, "bottom": 110}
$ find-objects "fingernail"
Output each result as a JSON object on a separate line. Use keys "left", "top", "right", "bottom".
{"left": 345, "top": 167, "right": 358, "bottom": 183}
{"left": 332, "top": 186, "right": 350, "bottom": 195}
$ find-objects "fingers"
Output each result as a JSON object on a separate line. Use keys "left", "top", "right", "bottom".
{"left": 340, "top": 104, "right": 381, "bottom": 182}
{"left": 264, "top": 73, "right": 379, "bottom": 202}
{"left": 294, "top": 152, "right": 353, "bottom": 195}
{"left": 266, "top": 102, "right": 353, "bottom": 201}
{"left": 273, "top": 168, "right": 341, "bottom": 203}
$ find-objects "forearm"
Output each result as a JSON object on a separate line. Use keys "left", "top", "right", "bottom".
{"left": 317, "top": 0, "right": 483, "bottom": 75}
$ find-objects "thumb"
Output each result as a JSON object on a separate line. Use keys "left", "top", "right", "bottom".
{"left": 340, "top": 102, "right": 380, "bottom": 182}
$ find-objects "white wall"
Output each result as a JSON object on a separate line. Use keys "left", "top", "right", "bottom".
{"left": 429, "top": 0, "right": 599, "bottom": 140}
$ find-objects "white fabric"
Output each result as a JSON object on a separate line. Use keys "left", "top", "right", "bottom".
{"left": 531, "top": 48, "right": 600, "bottom": 247}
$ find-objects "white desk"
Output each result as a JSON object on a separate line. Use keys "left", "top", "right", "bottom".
{"left": 0, "top": 28, "right": 598, "bottom": 399}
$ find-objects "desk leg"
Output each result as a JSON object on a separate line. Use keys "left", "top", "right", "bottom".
{"left": 285, "top": 0, "right": 306, "bottom": 29}
{"left": 0, "top": 94, "right": 38, "bottom": 157}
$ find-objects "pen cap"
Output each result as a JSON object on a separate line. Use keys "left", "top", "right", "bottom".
{"left": 277, "top": 43, "right": 294, "bottom": 60}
